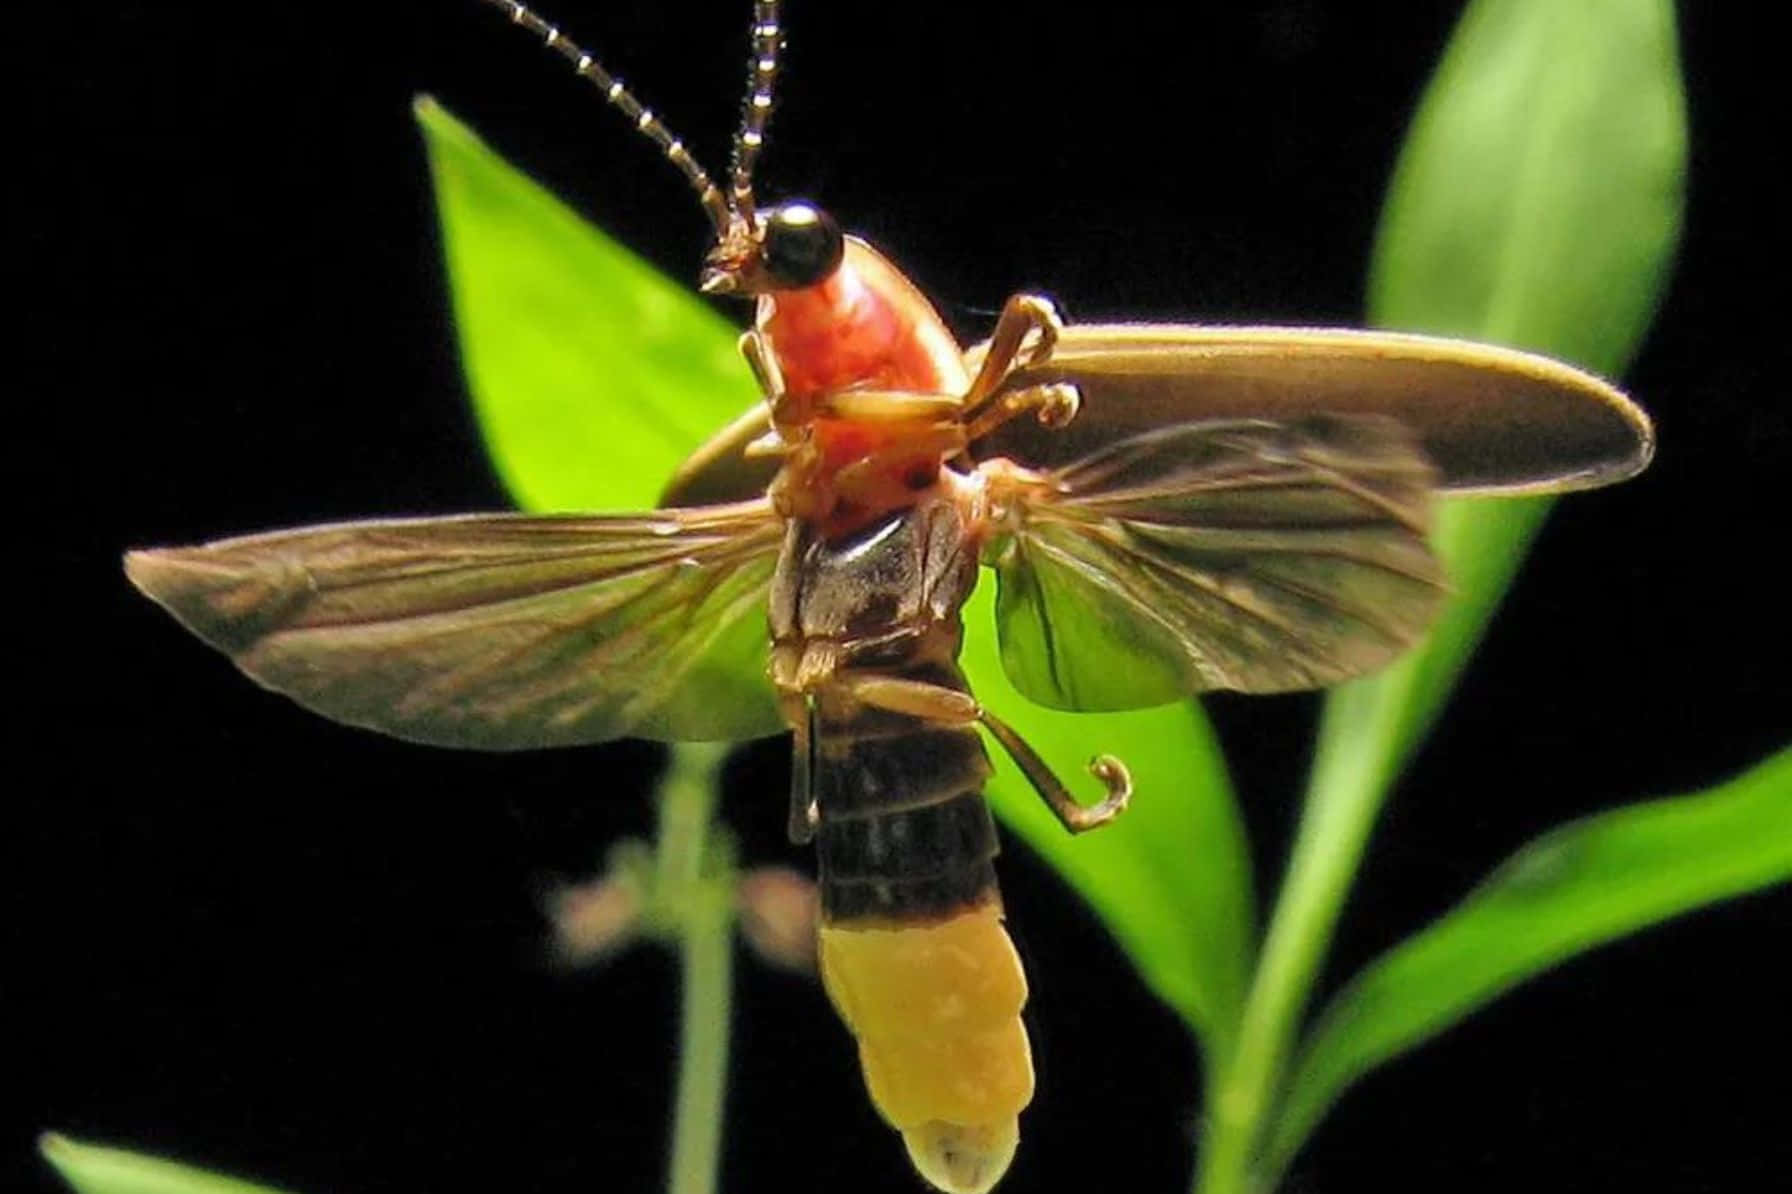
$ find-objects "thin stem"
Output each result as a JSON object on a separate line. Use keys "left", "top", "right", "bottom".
{"left": 654, "top": 743, "right": 734, "bottom": 1194}
{"left": 1194, "top": 673, "right": 1411, "bottom": 1194}
{"left": 656, "top": 743, "right": 728, "bottom": 897}
{"left": 669, "top": 882, "right": 733, "bottom": 1194}
{"left": 1196, "top": 498, "right": 1560, "bottom": 1194}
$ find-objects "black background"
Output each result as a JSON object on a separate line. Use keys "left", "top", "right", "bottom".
{"left": 18, "top": 2, "right": 1788, "bottom": 1193}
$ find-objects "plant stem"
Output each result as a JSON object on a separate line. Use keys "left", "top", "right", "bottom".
{"left": 656, "top": 744, "right": 728, "bottom": 897}
{"left": 1196, "top": 500, "right": 1559, "bottom": 1193}
{"left": 655, "top": 744, "right": 734, "bottom": 1194}
{"left": 669, "top": 883, "right": 733, "bottom": 1194}
{"left": 1194, "top": 676, "right": 1410, "bottom": 1194}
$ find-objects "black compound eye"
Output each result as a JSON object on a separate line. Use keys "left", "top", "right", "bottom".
{"left": 761, "top": 202, "right": 844, "bottom": 288}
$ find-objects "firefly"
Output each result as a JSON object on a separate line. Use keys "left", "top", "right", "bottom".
{"left": 124, "top": 2, "right": 1653, "bottom": 1190}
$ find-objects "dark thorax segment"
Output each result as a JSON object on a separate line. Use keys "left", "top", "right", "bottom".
{"left": 769, "top": 493, "right": 982, "bottom": 655}
{"left": 769, "top": 494, "right": 1001, "bottom": 922}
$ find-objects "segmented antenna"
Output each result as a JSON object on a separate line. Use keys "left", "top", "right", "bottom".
{"left": 728, "top": 2, "right": 784, "bottom": 221}
{"left": 476, "top": 0, "right": 732, "bottom": 234}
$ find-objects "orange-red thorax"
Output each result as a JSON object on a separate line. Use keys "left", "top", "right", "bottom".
{"left": 760, "top": 238, "right": 971, "bottom": 538}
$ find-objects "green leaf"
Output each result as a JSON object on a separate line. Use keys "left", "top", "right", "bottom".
{"left": 416, "top": 97, "right": 759, "bottom": 514}
{"left": 1280, "top": 0, "right": 1687, "bottom": 1064}
{"left": 1336, "top": 0, "right": 1686, "bottom": 787}
{"left": 1265, "top": 747, "right": 1792, "bottom": 1177}
{"left": 1370, "top": 0, "right": 1685, "bottom": 362}
{"left": 965, "top": 584, "right": 1254, "bottom": 1052}
{"left": 40, "top": 1134, "right": 298, "bottom": 1194}
{"left": 1196, "top": 7, "right": 1688, "bottom": 1188}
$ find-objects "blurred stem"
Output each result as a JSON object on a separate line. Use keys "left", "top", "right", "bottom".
{"left": 1194, "top": 659, "right": 1453, "bottom": 1189}
{"left": 670, "top": 887, "right": 733, "bottom": 1194}
{"left": 655, "top": 743, "right": 734, "bottom": 1194}
{"left": 1195, "top": 684, "right": 1402, "bottom": 1194}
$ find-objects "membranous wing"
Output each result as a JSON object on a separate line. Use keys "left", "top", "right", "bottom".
{"left": 125, "top": 500, "right": 785, "bottom": 748}
{"left": 983, "top": 416, "right": 1447, "bottom": 710}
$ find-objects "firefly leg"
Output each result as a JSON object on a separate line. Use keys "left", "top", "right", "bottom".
{"left": 962, "top": 382, "right": 1081, "bottom": 442}
{"left": 737, "top": 330, "right": 796, "bottom": 460}
{"left": 821, "top": 390, "right": 966, "bottom": 421}
{"left": 840, "top": 674, "right": 981, "bottom": 724}
{"left": 828, "top": 421, "right": 969, "bottom": 497}
{"left": 978, "top": 706, "right": 1132, "bottom": 834}
{"left": 961, "top": 293, "right": 1065, "bottom": 415}
{"left": 739, "top": 329, "right": 785, "bottom": 400}
{"left": 842, "top": 674, "right": 1132, "bottom": 835}
{"left": 787, "top": 693, "right": 818, "bottom": 844}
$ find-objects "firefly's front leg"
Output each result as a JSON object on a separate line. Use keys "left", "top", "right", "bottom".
{"left": 963, "top": 293, "right": 1063, "bottom": 407}
{"left": 841, "top": 674, "right": 1132, "bottom": 835}
{"left": 737, "top": 330, "right": 795, "bottom": 461}
{"left": 740, "top": 328, "right": 786, "bottom": 403}
{"left": 961, "top": 294, "right": 1082, "bottom": 440}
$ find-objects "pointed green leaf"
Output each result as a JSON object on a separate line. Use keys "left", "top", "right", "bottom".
{"left": 1265, "top": 747, "right": 1792, "bottom": 1176}
{"left": 1332, "top": 0, "right": 1686, "bottom": 788}
{"left": 416, "top": 97, "right": 758, "bottom": 514}
{"left": 40, "top": 1134, "right": 298, "bottom": 1194}
{"left": 1200, "top": 7, "right": 1687, "bottom": 1186}
{"left": 1371, "top": 0, "right": 1685, "bottom": 362}
{"left": 1267, "top": 0, "right": 1688, "bottom": 1094}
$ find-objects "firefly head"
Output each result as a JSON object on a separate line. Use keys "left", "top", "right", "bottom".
{"left": 700, "top": 200, "right": 844, "bottom": 296}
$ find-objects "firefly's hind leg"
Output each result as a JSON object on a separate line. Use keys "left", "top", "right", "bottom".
{"left": 978, "top": 706, "right": 1131, "bottom": 834}
{"left": 841, "top": 674, "right": 1132, "bottom": 835}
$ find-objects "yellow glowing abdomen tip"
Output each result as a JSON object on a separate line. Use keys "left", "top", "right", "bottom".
{"left": 903, "top": 1118, "right": 1021, "bottom": 1194}
{"left": 818, "top": 901, "right": 1034, "bottom": 1192}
